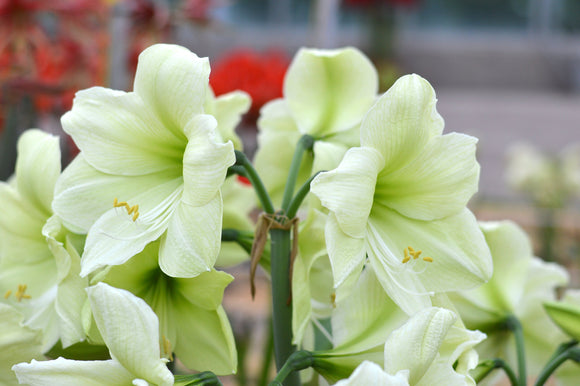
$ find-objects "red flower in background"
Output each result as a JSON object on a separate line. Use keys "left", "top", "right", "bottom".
{"left": 210, "top": 49, "right": 289, "bottom": 119}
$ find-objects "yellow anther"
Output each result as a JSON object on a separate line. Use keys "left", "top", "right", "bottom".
{"left": 423, "top": 256, "right": 433, "bottom": 263}
{"left": 330, "top": 293, "right": 336, "bottom": 308}
{"left": 402, "top": 256, "right": 411, "bottom": 264}
{"left": 162, "top": 336, "right": 174, "bottom": 361}
{"left": 113, "top": 199, "right": 140, "bottom": 222}
{"left": 407, "top": 246, "right": 415, "bottom": 253}
{"left": 15, "top": 284, "right": 31, "bottom": 302}
{"left": 4, "top": 290, "right": 12, "bottom": 299}
{"left": 413, "top": 250, "right": 422, "bottom": 259}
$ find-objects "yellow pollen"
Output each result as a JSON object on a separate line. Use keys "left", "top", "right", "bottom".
{"left": 113, "top": 198, "right": 140, "bottom": 222}
{"left": 162, "top": 336, "right": 174, "bottom": 361}
{"left": 423, "top": 256, "right": 434, "bottom": 263}
{"left": 413, "top": 250, "right": 422, "bottom": 259}
{"left": 407, "top": 246, "right": 415, "bottom": 253}
{"left": 4, "top": 290, "right": 12, "bottom": 299}
{"left": 15, "top": 284, "right": 31, "bottom": 302}
{"left": 402, "top": 256, "right": 411, "bottom": 264}
{"left": 330, "top": 293, "right": 336, "bottom": 308}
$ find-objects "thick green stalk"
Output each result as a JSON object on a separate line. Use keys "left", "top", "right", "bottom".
{"left": 281, "top": 135, "right": 314, "bottom": 213}
{"left": 473, "top": 359, "right": 518, "bottom": 385}
{"left": 505, "top": 315, "right": 526, "bottom": 386}
{"left": 286, "top": 171, "right": 322, "bottom": 219}
{"left": 234, "top": 150, "right": 275, "bottom": 214}
{"left": 270, "top": 228, "right": 299, "bottom": 386}
{"left": 534, "top": 345, "right": 580, "bottom": 386}
{"left": 269, "top": 351, "right": 313, "bottom": 386}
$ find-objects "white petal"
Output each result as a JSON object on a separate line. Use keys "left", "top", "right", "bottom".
{"left": 62, "top": 88, "right": 184, "bottom": 176}
{"left": 13, "top": 358, "right": 135, "bottom": 386}
{"left": 311, "top": 146, "right": 383, "bottom": 238}
{"left": 87, "top": 283, "right": 173, "bottom": 386}
{"left": 15, "top": 129, "right": 60, "bottom": 214}
{"left": 134, "top": 44, "right": 209, "bottom": 133}
{"left": 182, "top": 114, "right": 235, "bottom": 207}
{"left": 361, "top": 74, "right": 444, "bottom": 174}
{"left": 159, "top": 193, "right": 222, "bottom": 278}
{"left": 80, "top": 178, "right": 183, "bottom": 276}
{"left": 284, "top": 47, "right": 378, "bottom": 137}
{"left": 334, "top": 361, "right": 410, "bottom": 386}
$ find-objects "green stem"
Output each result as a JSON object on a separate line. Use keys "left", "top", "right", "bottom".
{"left": 234, "top": 150, "right": 275, "bottom": 214}
{"left": 281, "top": 135, "right": 315, "bottom": 213}
{"left": 286, "top": 171, "right": 322, "bottom": 219}
{"left": 505, "top": 315, "right": 526, "bottom": 386}
{"left": 268, "top": 351, "right": 313, "bottom": 386}
{"left": 269, "top": 228, "right": 299, "bottom": 386}
{"left": 534, "top": 345, "right": 580, "bottom": 386}
{"left": 473, "top": 359, "right": 519, "bottom": 385}
{"left": 174, "top": 372, "right": 223, "bottom": 385}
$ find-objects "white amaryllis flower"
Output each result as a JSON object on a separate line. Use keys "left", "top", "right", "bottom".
{"left": 52, "top": 44, "right": 236, "bottom": 278}
{"left": 310, "top": 74, "right": 492, "bottom": 315}
{"left": 0, "top": 129, "right": 87, "bottom": 351}
{"left": 13, "top": 283, "right": 174, "bottom": 386}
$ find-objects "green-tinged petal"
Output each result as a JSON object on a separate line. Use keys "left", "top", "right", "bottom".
{"left": 52, "top": 234, "right": 88, "bottom": 347}
{"left": 134, "top": 44, "right": 209, "bottom": 135}
{"left": 0, "top": 183, "right": 48, "bottom": 263}
{"left": 375, "top": 133, "right": 479, "bottom": 221}
{"left": 334, "top": 361, "right": 410, "bottom": 386}
{"left": 311, "top": 140, "right": 350, "bottom": 176}
{"left": 62, "top": 88, "right": 184, "bottom": 175}
{"left": 544, "top": 300, "right": 580, "bottom": 341}
{"left": 80, "top": 178, "right": 183, "bottom": 276}
{"left": 13, "top": 358, "right": 135, "bottom": 386}
{"left": 324, "top": 213, "right": 366, "bottom": 288}
{"left": 173, "top": 305, "right": 237, "bottom": 375}
{"left": 159, "top": 193, "right": 222, "bottom": 278}
{"left": 415, "top": 359, "right": 473, "bottom": 386}
{"left": 53, "top": 155, "right": 180, "bottom": 234}
{"left": 284, "top": 47, "right": 378, "bottom": 137}
{"left": 182, "top": 114, "right": 235, "bottom": 207}
{"left": 366, "top": 207, "right": 492, "bottom": 315}
{"left": 331, "top": 266, "right": 407, "bottom": 355}
{"left": 0, "top": 256, "right": 57, "bottom": 301}
{"left": 15, "top": 129, "right": 60, "bottom": 215}
{"left": 360, "top": 74, "right": 444, "bottom": 174}
{"left": 0, "top": 304, "right": 44, "bottom": 385}
{"left": 293, "top": 209, "right": 334, "bottom": 345}
{"left": 311, "top": 146, "right": 384, "bottom": 238}
{"left": 384, "top": 307, "right": 457, "bottom": 385}
{"left": 205, "top": 89, "right": 251, "bottom": 149}
{"left": 175, "top": 269, "right": 233, "bottom": 310}
{"left": 87, "top": 283, "right": 173, "bottom": 386}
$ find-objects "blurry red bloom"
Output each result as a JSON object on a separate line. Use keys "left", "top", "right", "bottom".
{"left": 237, "top": 175, "right": 251, "bottom": 186}
{"left": 181, "top": 0, "right": 213, "bottom": 24}
{"left": 210, "top": 49, "right": 289, "bottom": 118}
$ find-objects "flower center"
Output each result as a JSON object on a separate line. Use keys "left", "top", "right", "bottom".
{"left": 4, "top": 284, "right": 31, "bottom": 302}
{"left": 113, "top": 198, "right": 140, "bottom": 221}
{"left": 399, "top": 246, "right": 433, "bottom": 274}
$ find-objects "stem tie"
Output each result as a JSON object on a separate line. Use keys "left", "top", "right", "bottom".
{"left": 250, "top": 213, "right": 299, "bottom": 301}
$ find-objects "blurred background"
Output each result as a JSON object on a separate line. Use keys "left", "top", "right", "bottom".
{"left": 1, "top": 0, "right": 579, "bottom": 382}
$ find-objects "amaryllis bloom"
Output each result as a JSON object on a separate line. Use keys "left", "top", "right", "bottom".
{"left": 13, "top": 283, "right": 174, "bottom": 386}
{"left": 311, "top": 74, "right": 492, "bottom": 315}
{"left": 52, "top": 44, "right": 237, "bottom": 278}
{"left": 209, "top": 49, "right": 289, "bottom": 117}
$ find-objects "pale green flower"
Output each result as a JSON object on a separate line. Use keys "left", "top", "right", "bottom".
{"left": 13, "top": 282, "right": 174, "bottom": 386}
{"left": 448, "top": 221, "right": 573, "bottom": 378}
{"left": 52, "top": 44, "right": 236, "bottom": 278}
{"left": 254, "top": 47, "right": 378, "bottom": 206}
{"left": 204, "top": 87, "right": 250, "bottom": 151}
{"left": 312, "top": 267, "right": 484, "bottom": 385}
{"left": 0, "top": 129, "right": 87, "bottom": 351}
{"left": 0, "top": 304, "right": 44, "bottom": 385}
{"left": 94, "top": 240, "right": 237, "bottom": 375}
{"left": 310, "top": 74, "right": 492, "bottom": 314}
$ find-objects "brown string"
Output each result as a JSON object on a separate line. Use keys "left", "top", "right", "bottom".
{"left": 250, "top": 213, "right": 299, "bottom": 300}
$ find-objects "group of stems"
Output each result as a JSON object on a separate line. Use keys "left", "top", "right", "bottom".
{"left": 232, "top": 135, "right": 315, "bottom": 386}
